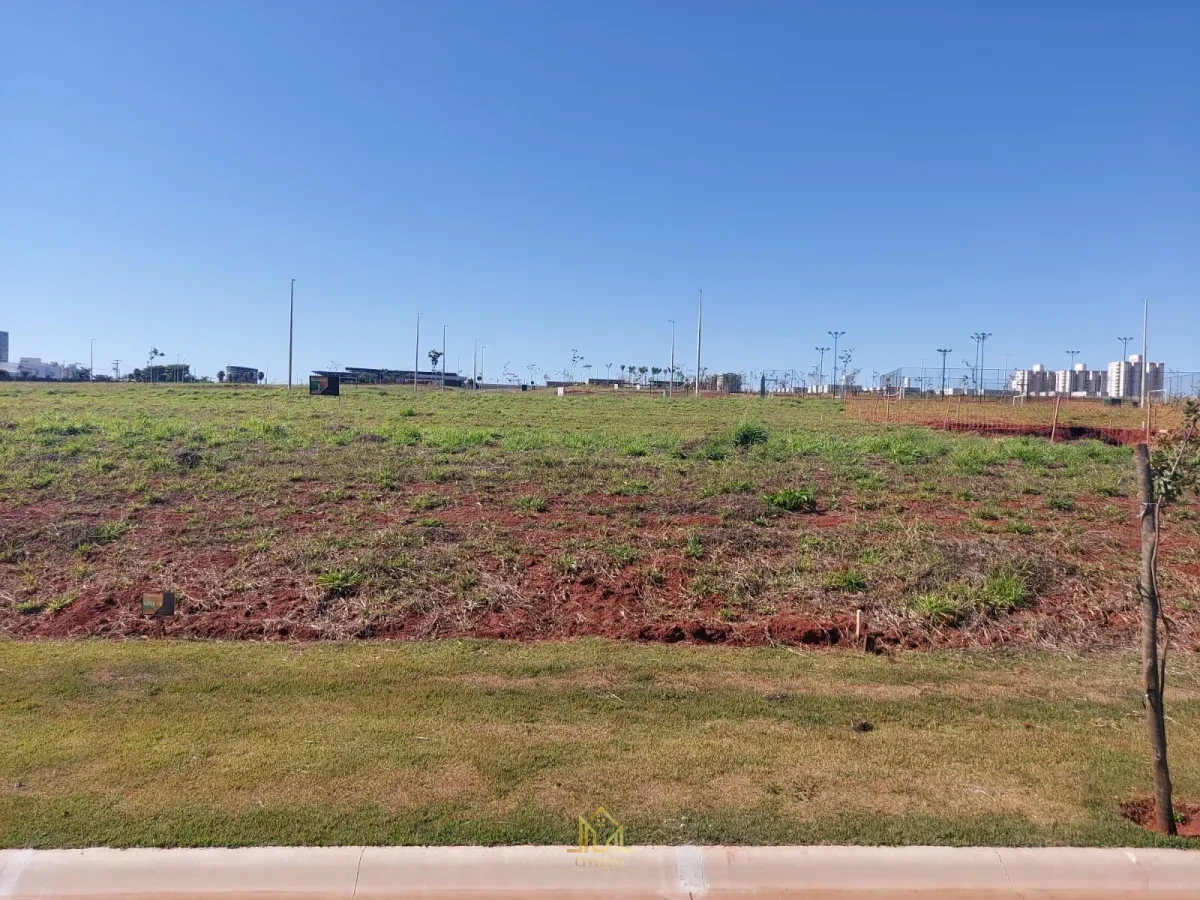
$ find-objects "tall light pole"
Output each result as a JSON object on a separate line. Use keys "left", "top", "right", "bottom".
{"left": 694, "top": 289, "right": 702, "bottom": 397}
{"left": 481, "top": 346, "right": 486, "bottom": 387}
{"left": 936, "top": 348, "right": 952, "bottom": 396}
{"left": 1141, "top": 299, "right": 1149, "bottom": 433}
{"left": 815, "top": 347, "right": 829, "bottom": 391}
{"left": 827, "top": 331, "right": 845, "bottom": 395}
{"left": 89, "top": 338, "right": 94, "bottom": 381}
{"left": 413, "top": 313, "right": 421, "bottom": 396}
{"left": 1118, "top": 335, "right": 1134, "bottom": 361}
{"left": 473, "top": 340, "right": 478, "bottom": 391}
{"left": 970, "top": 332, "right": 993, "bottom": 398}
{"left": 441, "top": 325, "right": 447, "bottom": 392}
{"left": 668, "top": 319, "right": 675, "bottom": 398}
{"left": 1066, "top": 349, "right": 1080, "bottom": 368}
{"left": 288, "top": 279, "right": 295, "bottom": 392}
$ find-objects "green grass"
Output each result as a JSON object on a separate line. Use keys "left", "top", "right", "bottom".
{"left": 763, "top": 487, "right": 818, "bottom": 512}
{"left": 0, "top": 640, "right": 1198, "bottom": 848}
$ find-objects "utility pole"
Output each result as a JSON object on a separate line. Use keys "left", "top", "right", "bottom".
{"left": 441, "top": 325, "right": 447, "bottom": 392}
{"left": 694, "top": 289, "right": 702, "bottom": 397}
{"left": 112, "top": 360, "right": 120, "bottom": 380}
{"left": 1118, "top": 335, "right": 1134, "bottom": 361}
{"left": 481, "top": 346, "right": 485, "bottom": 387}
{"left": 89, "top": 338, "right": 94, "bottom": 381}
{"left": 936, "top": 348, "right": 952, "bottom": 396}
{"left": 288, "top": 278, "right": 295, "bottom": 392}
{"left": 668, "top": 319, "right": 675, "bottom": 398}
{"left": 815, "top": 347, "right": 829, "bottom": 391}
{"left": 827, "top": 331, "right": 845, "bottom": 395}
{"left": 473, "top": 340, "right": 477, "bottom": 391}
{"left": 414, "top": 313, "right": 421, "bottom": 396}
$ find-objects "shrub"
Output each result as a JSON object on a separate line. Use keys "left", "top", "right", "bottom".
{"left": 1004, "top": 520, "right": 1035, "bottom": 535}
{"left": 1046, "top": 496, "right": 1076, "bottom": 512}
{"left": 683, "top": 534, "right": 704, "bottom": 559}
{"left": 93, "top": 522, "right": 128, "bottom": 543}
{"left": 732, "top": 422, "right": 769, "bottom": 448}
{"left": 692, "top": 439, "right": 729, "bottom": 461}
{"left": 764, "top": 487, "right": 818, "bottom": 512}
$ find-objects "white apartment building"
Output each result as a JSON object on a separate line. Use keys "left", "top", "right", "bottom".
{"left": 1107, "top": 355, "right": 1164, "bottom": 400}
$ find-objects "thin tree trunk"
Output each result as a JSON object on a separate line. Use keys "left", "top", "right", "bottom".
{"left": 1134, "top": 443, "right": 1175, "bottom": 835}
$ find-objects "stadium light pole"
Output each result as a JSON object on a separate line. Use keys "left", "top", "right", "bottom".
{"left": 668, "top": 319, "right": 675, "bottom": 398}
{"left": 441, "top": 325, "right": 447, "bottom": 392}
{"left": 472, "top": 340, "right": 477, "bottom": 391}
{"left": 1066, "top": 349, "right": 1080, "bottom": 368}
{"left": 694, "top": 289, "right": 702, "bottom": 397}
{"left": 413, "top": 313, "right": 421, "bottom": 396}
{"left": 827, "top": 331, "right": 845, "bottom": 395}
{"left": 937, "top": 348, "right": 952, "bottom": 396}
{"left": 288, "top": 279, "right": 295, "bottom": 392}
{"left": 815, "top": 347, "right": 829, "bottom": 391}
{"left": 1118, "top": 336, "right": 1134, "bottom": 360}
{"left": 970, "top": 332, "right": 993, "bottom": 398}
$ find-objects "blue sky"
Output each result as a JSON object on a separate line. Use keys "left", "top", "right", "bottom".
{"left": 1, "top": 0, "right": 1196, "bottom": 382}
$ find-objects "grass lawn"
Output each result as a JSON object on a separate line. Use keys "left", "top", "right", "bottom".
{"left": 2, "top": 639, "right": 1199, "bottom": 849}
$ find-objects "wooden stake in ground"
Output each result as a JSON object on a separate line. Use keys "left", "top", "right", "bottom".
{"left": 1133, "top": 443, "right": 1175, "bottom": 835}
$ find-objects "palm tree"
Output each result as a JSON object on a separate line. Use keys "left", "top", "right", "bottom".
{"left": 651, "top": 366, "right": 661, "bottom": 384}
{"left": 619, "top": 364, "right": 626, "bottom": 381}
{"left": 638, "top": 365, "right": 648, "bottom": 385}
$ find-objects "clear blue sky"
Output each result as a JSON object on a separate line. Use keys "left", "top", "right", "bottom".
{"left": 2, "top": 0, "right": 1196, "bottom": 382}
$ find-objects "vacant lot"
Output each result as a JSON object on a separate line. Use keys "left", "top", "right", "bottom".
{"left": 1, "top": 384, "right": 1198, "bottom": 649}
{"left": 2, "top": 640, "right": 1198, "bottom": 848}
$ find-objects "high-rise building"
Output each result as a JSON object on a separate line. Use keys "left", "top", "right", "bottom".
{"left": 0, "top": 330, "right": 8, "bottom": 363}
{"left": 1106, "top": 355, "right": 1163, "bottom": 400}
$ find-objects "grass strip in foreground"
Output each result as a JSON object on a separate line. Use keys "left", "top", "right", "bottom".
{"left": 1, "top": 639, "right": 1198, "bottom": 848}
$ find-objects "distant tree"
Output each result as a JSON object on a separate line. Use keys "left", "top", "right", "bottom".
{"left": 606, "top": 363, "right": 613, "bottom": 380}
{"left": 619, "top": 364, "right": 626, "bottom": 380}
{"left": 638, "top": 365, "right": 648, "bottom": 384}
{"left": 257, "top": 371, "right": 265, "bottom": 383}
{"left": 146, "top": 347, "right": 165, "bottom": 384}
{"left": 582, "top": 363, "right": 593, "bottom": 382}
{"left": 217, "top": 370, "right": 225, "bottom": 382}
{"left": 650, "top": 366, "right": 661, "bottom": 383}
{"left": 428, "top": 349, "right": 443, "bottom": 371}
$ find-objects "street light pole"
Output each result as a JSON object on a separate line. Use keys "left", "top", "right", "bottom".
{"left": 668, "top": 319, "right": 675, "bottom": 399}
{"left": 1066, "top": 349, "right": 1080, "bottom": 368}
{"left": 441, "top": 325, "right": 446, "bottom": 392}
{"left": 481, "top": 346, "right": 485, "bottom": 387}
{"left": 694, "top": 289, "right": 702, "bottom": 397}
{"left": 937, "top": 348, "right": 952, "bottom": 396}
{"left": 89, "top": 338, "right": 94, "bottom": 382}
{"left": 1118, "top": 336, "right": 1134, "bottom": 361}
{"left": 414, "top": 313, "right": 421, "bottom": 396}
{"left": 473, "top": 340, "right": 477, "bottom": 391}
{"left": 827, "top": 331, "right": 845, "bottom": 395}
{"left": 815, "top": 347, "right": 829, "bottom": 391}
{"left": 970, "top": 332, "right": 993, "bottom": 398}
{"left": 288, "top": 279, "right": 295, "bottom": 392}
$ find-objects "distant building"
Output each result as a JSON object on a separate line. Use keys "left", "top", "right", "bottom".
{"left": 312, "top": 367, "right": 470, "bottom": 388}
{"left": 1107, "top": 355, "right": 1163, "bottom": 400}
{"left": 0, "top": 330, "right": 8, "bottom": 363}
{"left": 226, "top": 365, "right": 261, "bottom": 384}
{"left": 18, "top": 357, "right": 66, "bottom": 379}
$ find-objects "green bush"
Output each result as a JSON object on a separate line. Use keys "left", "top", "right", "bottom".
{"left": 822, "top": 569, "right": 867, "bottom": 592}
{"left": 314, "top": 568, "right": 363, "bottom": 597}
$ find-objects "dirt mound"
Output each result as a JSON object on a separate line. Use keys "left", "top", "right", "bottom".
{"left": 1119, "top": 798, "right": 1200, "bottom": 838}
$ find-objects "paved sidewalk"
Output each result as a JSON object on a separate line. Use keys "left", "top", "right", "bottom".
{"left": 2, "top": 845, "right": 1198, "bottom": 898}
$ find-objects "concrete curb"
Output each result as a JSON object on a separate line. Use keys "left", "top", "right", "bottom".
{"left": 1, "top": 846, "right": 1198, "bottom": 898}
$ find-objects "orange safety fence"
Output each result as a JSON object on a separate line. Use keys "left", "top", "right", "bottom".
{"left": 843, "top": 394, "right": 1179, "bottom": 445}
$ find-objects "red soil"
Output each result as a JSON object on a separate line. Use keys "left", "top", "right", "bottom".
{"left": 1120, "top": 799, "right": 1200, "bottom": 838}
